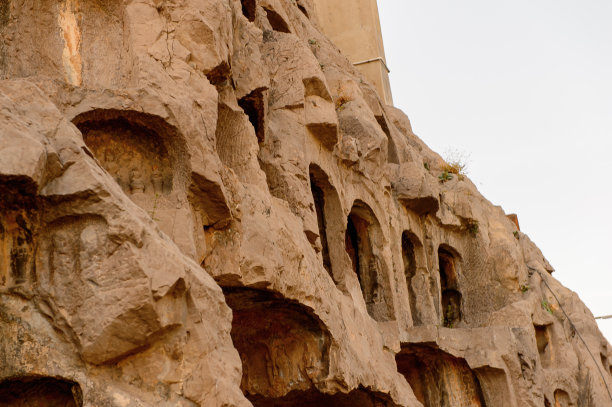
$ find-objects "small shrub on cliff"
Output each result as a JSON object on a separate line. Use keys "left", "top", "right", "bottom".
{"left": 335, "top": 95, "right": 351, "bottom": 111}
{"left": 541, "top": 299, "right": 554, "bottom": 315}
{"left": 438, "top": 171, "right": 453, "bottom": 183}
{"left": 442, "top": 148, "right": 470, "bottom": 181}
{"left": 466, "top": 220, "right": 479, "bottom": 236}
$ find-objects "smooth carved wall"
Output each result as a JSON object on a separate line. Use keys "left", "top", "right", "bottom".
{"left": 312, "top": 0, "right": 393, "bottom": 105}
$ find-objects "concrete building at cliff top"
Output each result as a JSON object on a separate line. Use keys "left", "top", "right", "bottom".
{"left": 313, "top": 0, "right": 394, "bottom": 105}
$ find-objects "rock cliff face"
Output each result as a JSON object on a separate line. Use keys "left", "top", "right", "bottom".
{"left": 0, "top": 1, "right": 610, "bottom": 406}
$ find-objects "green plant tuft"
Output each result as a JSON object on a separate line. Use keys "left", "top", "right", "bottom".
{"left": 541, "top": 299, "right": 554, "bottom": 315}
{"left": 438, "top": 171, "right": 453, "bottom": 183}
{"left": 466, "top": 220, "right": 479, "bottom": 236}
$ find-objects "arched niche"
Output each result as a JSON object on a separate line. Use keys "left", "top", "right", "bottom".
{"left": 308, "top": 164, "right": 344, "bottom": 281}
{"left": 396, "top": 345, "right": 486, "bottom": 407}
{"left": 534, "top": 324, "right": 553, "bottom": 369}
{"left": 345, "top": 200, "right": 394, "bottom": 321}
{"left": 0, "top": 376, "right": 82, "bottom": 406}
{"left": 402, "top": 231, "right": 436, "bottom": 326}
{"left": 222, "top": 287, "right": 331, "bottom": 401}
{"left": 0, "top": 177, "right": 37, "bottom": 288}
{"left": 554, "top": 389, "right": 570, "bottom": 407}
{"left": 248, "top": 387, "right": 394, "bottom": 407}
{"left": 438, "top": 246, "right": 462, "bottom": 328}
{"left": 72, "top": 109, "right": 200, "bottom": 257}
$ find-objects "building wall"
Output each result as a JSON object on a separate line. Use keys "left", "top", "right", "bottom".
{"left": 313, "top": 0, "right": 393, "bottom": 105}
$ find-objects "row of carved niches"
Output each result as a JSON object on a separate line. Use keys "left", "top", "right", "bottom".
{"left": 74, "top": 110, "right": 199, "bottom": 257}
{"left": 222, "top": 287, "right": 331, "bottom": 400}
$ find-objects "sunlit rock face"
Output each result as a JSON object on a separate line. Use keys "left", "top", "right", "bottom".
{"left": 0, "top": 1, "right": 610, "bottom": 406}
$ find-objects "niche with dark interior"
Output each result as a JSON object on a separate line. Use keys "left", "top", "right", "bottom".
{"left": 309, "top": 169, "right": 332, "bottom": 277}
{"left": 396, "top": 345, "right": 486, "bottom": 407}
{"left": 0, "top": 376, "right": 82, "bottom": 407}
{"left": 438, "top": 247, "right": 462, "bottom": 327}
{"left": 601, "top": 352, "right": 609, "bottom": 374}
{"left": 263, "top": 7, "right": 291, "bottom": 33}
{"left": 534, "top": 324, "right": 552, "bottom": 368}
{"left": 375, "top": 115, "right": 399, "bottom": 164}
{"left": 240, "top": 0, "right": 256, "bottom": 22}
{"left": 238, "top": 88, "right": 266, "bottom": 144}
{"left": 0, "top": 179, "right": 37, "bottom": 288}
{"left": 248, "top": 387, "right": 393, "bottom": 407}
{"left": 296, "top": 2, "right": 309, "bottom": 18}
{"left": 554, "top": 389, "right": 570, "bottom": 407}
{"left": 345, "top": 201, "right": 393, "bottom": 321}
{"left": 402, "top": 231, "right": 423, "bottom": 326}
{"left": 222, "top": 287, "right": 331, "bottom": 402}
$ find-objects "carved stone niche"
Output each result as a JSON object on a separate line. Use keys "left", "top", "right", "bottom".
{"left": 438, "top": 246, "right": 463, "bottom": 328}
{"left": 396, "top": 345, "right": 486, "bottom": 407}
{"left": 249, "top": 387, "right": 395, "bottom": 407}
{"left": 402, "top": 231, "right": 437, "bottom": 326}
{"left": 73, "top": 109, "right": 201, "bottom": 258}
{"left": 0, "top": 178, "right": 37, "bottom": 289}
{"left": 0, "top": 375, "right": 83, "bottom": 407}
{"left": 534, "top": 324, "right": 553, "bottom": 369}
{"left": 345, "top": 200, "right": 395, "bottom": 321}
{"left": 221, "top": 287, "right": 332, "bottom": 403}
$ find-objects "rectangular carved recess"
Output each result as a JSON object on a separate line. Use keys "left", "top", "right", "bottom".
{"left": 238, "top": 88, "right": 266, "bottom": 144}
{"left": 534, "top": 324, "right": 552, "bottom": 368}
{"left": 310, "top": 175, "right": 332, "bottom": 276}
{"left": 439, "top": 248, "right": 462, "bottom": 328}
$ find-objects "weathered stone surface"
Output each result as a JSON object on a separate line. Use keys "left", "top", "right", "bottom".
{"left": 0, "top": 1, "right": 610, "bottom": 407}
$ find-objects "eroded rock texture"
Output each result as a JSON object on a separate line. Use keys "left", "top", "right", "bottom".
{"left": 0, "top": 0, "right": 610, "bottom": 406}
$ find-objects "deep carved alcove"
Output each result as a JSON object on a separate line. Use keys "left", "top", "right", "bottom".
{"left": 345, "top": 201, "right": 394, "bottom": 321}
{"left": 308, "top": 164, "right": 345, "bottom": 282}
{"left": 402, "top": 231, "right": 436, "bottom": 326}
{"left": 396, "top": 345, "right": 486, "bottom": 407}
{"left": 0, "top": 376, "right": 82, "bottom": 407}
{"left": 240, "top": 0, "right": 256, "bottom": 22}
{"left": 238, "top": 88, "right": 267, "bottom": 143}
{"left": 248, "top": 387, "right": 393, "bottom": 407}
{"left": 0, "top": 178, "right": 37, "bottom": 288}
{"left": 534, "top": 324, "right": 552, "bottom": 369}
{"left": 553, "top": 389, "right": 570, "bottom": 407}
{"left": 310, "top": 171, "right": 332, "bottom": 276}
{"left": 263, "top": 7, "right": 291, "bottom": 33}
{"left": 438, "top": 247, "right": 462, "bottom": 327}
{"left": 222, "top": 287, "right": 331, "bottom": 401}
{"left": 73, "top": 109, "right": 199, "bottom": 257}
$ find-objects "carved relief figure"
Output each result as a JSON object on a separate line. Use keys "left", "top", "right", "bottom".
{"left": 51, "top": 229, "right": 75, "bottom": 279}
{"left": 130, "top": 168, "right": 145, "bottom": 194}
{"left": 76, "top": 113, "right": 198, "bottom": 259}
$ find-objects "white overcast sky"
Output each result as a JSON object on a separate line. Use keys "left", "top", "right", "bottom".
{"left": 378, "top": 0, "right": 612, "bottom": 342}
